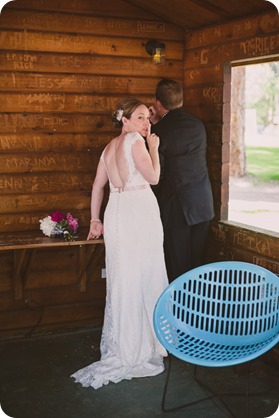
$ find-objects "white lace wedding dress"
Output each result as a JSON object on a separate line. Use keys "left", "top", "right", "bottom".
{"left": 71, "top": 132, "right": 169, "bottom": 389}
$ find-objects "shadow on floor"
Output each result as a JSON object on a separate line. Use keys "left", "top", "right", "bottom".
{"left": 0, "top": 328, "right": 278, "bottom": 418}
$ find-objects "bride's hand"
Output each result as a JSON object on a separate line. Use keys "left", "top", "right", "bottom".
{"left": 146, "top": 126, "right": 159, "bottom": 151}
{"left": 87, "top": 220, "right": 103, "bottom": 240}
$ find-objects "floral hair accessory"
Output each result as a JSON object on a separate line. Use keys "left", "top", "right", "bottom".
{"left": 39, "top": 211, "right": 79, "bottom": 241}
{"left": 115, "top": 108, "right": 123, "bottom": 121}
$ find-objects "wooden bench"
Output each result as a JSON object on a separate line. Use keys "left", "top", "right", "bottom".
{"left": 0, "top": 229, "right": 104, "bottom": 300}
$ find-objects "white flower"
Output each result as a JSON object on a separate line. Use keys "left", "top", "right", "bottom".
{"left": 39, "top": 211, "right": 79, "bottom": 241}
{"left": 39, "top": 216, "right": 56, "bottom": 237}
{"left": 116, "top": 109, "right": 123, "bottom": 121}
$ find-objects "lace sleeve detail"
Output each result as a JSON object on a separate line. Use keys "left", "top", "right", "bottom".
{"left": 124, "top": 132, "right": 145, "bottom": 184}
{"left": 126, "top": 131, "right": 144, "bottom": 145}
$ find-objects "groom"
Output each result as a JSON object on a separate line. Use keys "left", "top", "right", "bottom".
{"left": 150, "top": 78, "right": 215, "bottom": 282}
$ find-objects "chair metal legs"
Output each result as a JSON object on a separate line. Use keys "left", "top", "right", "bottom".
{"left": 161, "top": 355, "right": 271, "bottom": 417}
{"left": 161, "top": 355, "right": 224, "bottom": 414}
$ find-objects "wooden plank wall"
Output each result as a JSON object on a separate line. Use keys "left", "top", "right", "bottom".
{"left": 0, "top": 0, "right": 183, "bottom": 233}
{"left": 0, "top": 0, "right": 184, "bottom": 337}
{"left": 183, "top": 11, "right": 279, "bottom": 274}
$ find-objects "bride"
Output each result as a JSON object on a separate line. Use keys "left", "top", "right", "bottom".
{"left": 71, "top": 98, "right": 169, "bottom": 389}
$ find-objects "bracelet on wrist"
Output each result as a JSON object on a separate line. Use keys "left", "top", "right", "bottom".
{"left": 90, "top": 218, "right": 102, "bottom": 224}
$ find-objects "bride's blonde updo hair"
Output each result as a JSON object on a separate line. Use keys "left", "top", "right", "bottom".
{"left": 112, "top": 97, "right": 146, "bottom": 128}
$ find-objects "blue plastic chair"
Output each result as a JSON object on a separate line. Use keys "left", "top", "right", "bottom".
{"left": 153, "top": 261, "right": 279, "bottom": 416}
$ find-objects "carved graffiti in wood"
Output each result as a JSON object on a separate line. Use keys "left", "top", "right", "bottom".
{"left": 233, "top": 230, "right": 279, "bottom": 257}
{"left": 202, "top": 86, "right": 222, "bottom": 103}
{"left": 187, "top": 34, "right": 279, "bottom": 68}
{"left": 6, "top": 52, "right": 38, "bottom": 70}
{"left": 0, "top": 193, "right": 90, "bottom": 212}
{"left": 187, "top": 13, "right": 279, "bottom": 49}
{"left": 253, "top": 256, "right": 279, "bottom": 274}
{"left": 0, "top": 176, "right": 40, "bottom": 192}
{"left": 0, "top": 114, "right": 113, "bottom": 133}
{"left": 0, "top": 154, "right": 91, "bottom": 172}
{"left": 0, "top": 134, "right": 109, "bottom": 151}
{"left": 0, "top": 174, "right": 93, "bottom": 193}
{"left": 137, "top": 21, "right": 165, "bottom": 32}
{"left": 240, "top": 35, "right": 279, "bottom": 55}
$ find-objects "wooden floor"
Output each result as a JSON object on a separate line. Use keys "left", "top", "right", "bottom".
{"left": 0, "top": 328, "right": 278, "bottom": 418}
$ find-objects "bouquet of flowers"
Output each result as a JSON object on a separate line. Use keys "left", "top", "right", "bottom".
{"left": 39, "top": 211, "right": 79, "bottom": 241}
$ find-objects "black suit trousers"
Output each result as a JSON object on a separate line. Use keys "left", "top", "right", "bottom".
{"left": 160, "top": 196, "right": 210, "bottom": 282}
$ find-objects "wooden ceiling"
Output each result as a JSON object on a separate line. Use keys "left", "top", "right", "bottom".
{"left": 123, "top": 0, "right": 278, "bottom": 30}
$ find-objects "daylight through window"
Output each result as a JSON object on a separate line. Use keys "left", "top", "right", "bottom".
{"left": 229, "top": 61, "right": 279, "bottom": 234}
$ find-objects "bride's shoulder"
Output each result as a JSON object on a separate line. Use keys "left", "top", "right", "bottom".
{"left": 105, "top": 136, "right": 119, "bottom": 150}
{"left": 100, "top": 137, "right": 116, "bottom": 160}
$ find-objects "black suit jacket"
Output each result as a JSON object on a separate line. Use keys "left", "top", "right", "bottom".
{"left": 151, "top": 108, "right": 214, "bottom": 226}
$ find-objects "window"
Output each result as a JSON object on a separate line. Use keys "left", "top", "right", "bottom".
{"left": 228, "top": 61, "right": 279, "bottom": 234}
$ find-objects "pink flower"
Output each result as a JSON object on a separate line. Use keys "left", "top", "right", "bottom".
{"left": 51, "top": 211, "right": 66, "bottom": 223}
{"left": 40, "top": 210, "right": 79, "bottom": 241}
{"left": 66, "top": 213, "right": 79, "bottom": 232}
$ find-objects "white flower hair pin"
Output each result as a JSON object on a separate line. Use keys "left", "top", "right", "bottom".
{"left": 116, "top": 109, "right": 123, "bottom": 121}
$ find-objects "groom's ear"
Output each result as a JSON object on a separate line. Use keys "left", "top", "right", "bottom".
{"left": 156, "top": 100, "right": 163, "bottom": 111}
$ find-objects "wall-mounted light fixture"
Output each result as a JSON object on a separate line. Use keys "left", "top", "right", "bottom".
{"left": 145, "top": 39, "right": 165, "bottom": 64}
